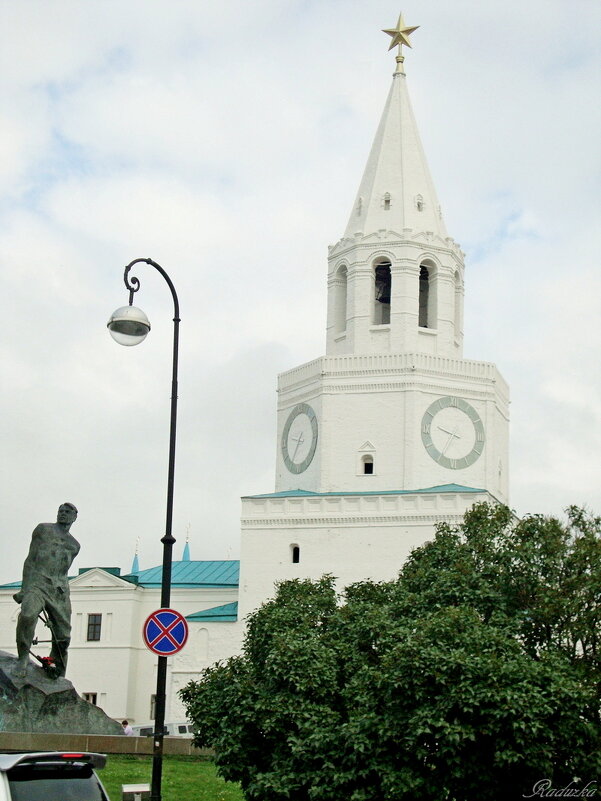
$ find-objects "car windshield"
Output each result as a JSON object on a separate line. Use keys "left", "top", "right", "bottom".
{"left": 8, "top": 763, "right": 108, "bottom": 801}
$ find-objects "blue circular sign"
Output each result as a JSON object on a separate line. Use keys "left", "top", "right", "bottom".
{"left": 143, "top": 608, "right": 189, "bottom": 656}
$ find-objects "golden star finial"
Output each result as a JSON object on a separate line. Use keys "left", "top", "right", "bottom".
{"left": 382, "top": 12, "right": 419, "bottom": 51}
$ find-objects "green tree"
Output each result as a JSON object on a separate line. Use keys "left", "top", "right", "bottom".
{"left": 180, "top": 505, "right": 601, "bottom": 800}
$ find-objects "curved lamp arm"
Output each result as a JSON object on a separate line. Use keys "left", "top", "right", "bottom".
{"left": 124, "top": 257, "right": 180, "bottom": 322}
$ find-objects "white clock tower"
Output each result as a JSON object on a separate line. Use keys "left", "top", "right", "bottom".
{"left": 238, "top": 16, "right": 509, "bottom": 616}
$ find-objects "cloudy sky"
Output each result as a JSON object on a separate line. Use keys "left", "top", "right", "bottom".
{"left": 0, "top": 0, "right": 599, "bottom": 584}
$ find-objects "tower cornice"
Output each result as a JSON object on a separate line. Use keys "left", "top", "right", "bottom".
{"left": 277, "top": 353, "right": 509, "bottom": 402}
{"left": 328, "top": 232, "right": 464, "bottom": 262}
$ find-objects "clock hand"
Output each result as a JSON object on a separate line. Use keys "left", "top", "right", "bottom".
{"left": 440, "top": 427, "right": 459, "bottom": 456}
{"left": 291, "top": 431, "right": 305, "bottom": 461}
{"left": 437, "top": 425, "right": 462, "bottom": 438}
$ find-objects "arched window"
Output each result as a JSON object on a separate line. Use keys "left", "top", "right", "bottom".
{"left": 334, "top": 265, "right": 348, "bottom": 334}
{"left": 362, "top": 455, "right": 374, "bottom": 475}
{"left": 418, "top": 261, "right": 438, "bottom": 329}
{"left": 454, "top": 270, "right": 462, "bottom": 338}
{"left": 374, "top": 260, "right": 391, "bottom": 325}
{"left": 291, "top": 545, "right": 300, "bottom": 564}
{"left": 383, "top": 192, "right": 391, "bottom": 210}
{"left": 419, "top": 266, "right": 430, "bottom": 327}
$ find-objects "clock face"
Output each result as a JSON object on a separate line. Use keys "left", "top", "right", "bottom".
{"left": 421, "top": 396, "right": 485, "bottom": 469}
{"left": 281, "top": 403, "right": 318, "bottom": 474}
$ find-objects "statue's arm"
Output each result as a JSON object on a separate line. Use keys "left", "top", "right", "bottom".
{"left": 13, "top": 525, "right": 43, "bottom": 603}
{"left": 66, "top": 535, "right": 80, "bottom": 571}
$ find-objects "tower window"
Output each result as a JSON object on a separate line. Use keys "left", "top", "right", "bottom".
{"left": 419, "top": 266, "right": 429, "bottom": 327}
{"left": 334, "top": 265, "right": 348, "bottom": 334}
{"left": 383, "top": 192, "right": 391, "bottom": 210}
{"left": 454, "top": 269, "right": 462, "bottom": 338}
{"left": 86, "top": 613, "right": 102, "bottom": 642}
{"left": 82, "top": 692, "right": 97, "bottom": 706}
{"left": 416, "top": 194, "right": 424, "bottom": 212}
{"left": 362, "top": 455, "right": 374, "bottom": 475}
{"left": 291, "top": 545, "right": 300, "bottom": 564}
{"left": 374, "top": 261, "right": 391, "bottom": 325}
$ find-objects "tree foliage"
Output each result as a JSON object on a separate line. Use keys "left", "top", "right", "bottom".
{"left": 180, "top": 504, "right": 601, "bottom": 800}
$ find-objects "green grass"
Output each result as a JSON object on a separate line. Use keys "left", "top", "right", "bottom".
{"left": 100, "top": 754, "right": 244, "bottom": 801}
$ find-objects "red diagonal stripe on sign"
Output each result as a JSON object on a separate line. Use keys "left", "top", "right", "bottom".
{"left": 148, "top": 615, "right": 182, "bottom": 650}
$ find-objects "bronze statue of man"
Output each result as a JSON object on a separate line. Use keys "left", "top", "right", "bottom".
{"left": 13, "top": 503, "right": 80, "bottom": 678}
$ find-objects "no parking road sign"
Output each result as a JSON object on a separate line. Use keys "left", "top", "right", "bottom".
{"left": 143, "top": 608, "right": 189, "bottom": 656}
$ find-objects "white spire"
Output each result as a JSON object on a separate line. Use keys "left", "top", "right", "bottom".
{"left": 344, "top": 21, "right": 447, "bottom": 242}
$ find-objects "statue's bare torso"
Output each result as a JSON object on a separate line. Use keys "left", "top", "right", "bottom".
{"left": 22, "top": 523, "right": 80, "bottom": 593}
{"left": 14, "top": 504, "right": 80, "bottom": 678}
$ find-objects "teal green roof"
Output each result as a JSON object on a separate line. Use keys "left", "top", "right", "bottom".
{"left": 244, "top": 484, "right": 485, "bottom": 499}
{"left": 79, "top": 567, "right": 122, "bottom": 577}
{"left": 186, "top": 602, "right": 238, "bottom": 623}
{"left": 0, "top": 560, "right": 240, "bottom": 591}
{"left": 122, "top": 560, "right": 239, "bottom": 588}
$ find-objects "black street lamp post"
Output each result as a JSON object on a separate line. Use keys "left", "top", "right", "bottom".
{"left": 107, "top": 257, "right": 180, "bottom": 801}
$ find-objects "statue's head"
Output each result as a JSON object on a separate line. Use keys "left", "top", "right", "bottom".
{"left": 57, "top": 503, "right": 78, "bottom": 526}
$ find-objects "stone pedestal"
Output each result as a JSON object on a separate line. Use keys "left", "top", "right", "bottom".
{"left": 0, "top": 650, "right": 123, "bottom": 734}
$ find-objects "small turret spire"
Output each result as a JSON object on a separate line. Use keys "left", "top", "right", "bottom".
{"left": 382, "top": 12, "right": 419, "bottom": 75}
{"left": 182, "top": 525, "right": 191, "bottom": 561}
{"left": 130, "top": 537, "right": 140, "bottom": 574}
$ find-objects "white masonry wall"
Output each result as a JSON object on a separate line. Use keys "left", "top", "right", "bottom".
{"left": 238, "top": 488, "right": 493, "bottom": 618}
{"left": 275, "top": 353, "right": 509, "bottom": 502}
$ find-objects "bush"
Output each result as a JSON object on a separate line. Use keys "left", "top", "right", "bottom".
{"left": 180, "top": 505, "right": 601, "bottom": 800}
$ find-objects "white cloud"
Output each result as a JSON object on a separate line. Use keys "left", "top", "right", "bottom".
{"left": 0, "top": 0, "right": 599, "bottom": 583}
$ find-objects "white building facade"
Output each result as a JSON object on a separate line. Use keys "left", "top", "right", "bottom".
{"left": 0, "top": 18, "right": 509, "bottom": 726}
{"left": 0, "top": 560, "right": 241, "bottom": 724}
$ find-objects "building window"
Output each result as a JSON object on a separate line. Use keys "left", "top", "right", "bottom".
{"left": 374, "top": 261, "right": 391, "bottom": 324}
{"left": 416, "top": 194, "right": 424, "bottom": 211}
{"left": 362, "top": 455, "right": 374, "bottom": 474}
{"left": 291, "top": 545, "right": 300, "bottom": 564}
{"left": 383, "top": 192, "right": 391, "bottom": 210}
{"left": 86, "top": 614, "right": 102, "bottom": 642}
{"left": 454, "top": 269, "right": 462, "bottom": 338}
{"left": 419, "top": 261, "right": 438, "bottom": 329}
{"left": 82, "top": 692, "right": 97, "bottom": 705}
{"left": 419, "top": 266, "right": 430, "bottom": 327}
{"left": 150, "top": 694, "right": 156, "bottom": 720}
{"left": 334, "top": 265, "right": 348, "bottom": 334}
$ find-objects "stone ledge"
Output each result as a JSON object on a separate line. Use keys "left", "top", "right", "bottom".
{"left": 0, "top": 731, "right": 212, "bottom": 757}
{"left": 241, "top": 490, "right": 493, "bottom": 524}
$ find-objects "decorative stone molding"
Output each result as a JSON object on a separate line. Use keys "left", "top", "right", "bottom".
{"left": 328, "top": 233, "right": 463, "bottom": 261}
{"left": 242, "top": 489, "right": 492, "bottom": 526}
{"left": 241, "top": 512, "right": 479, "bottom": 529}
